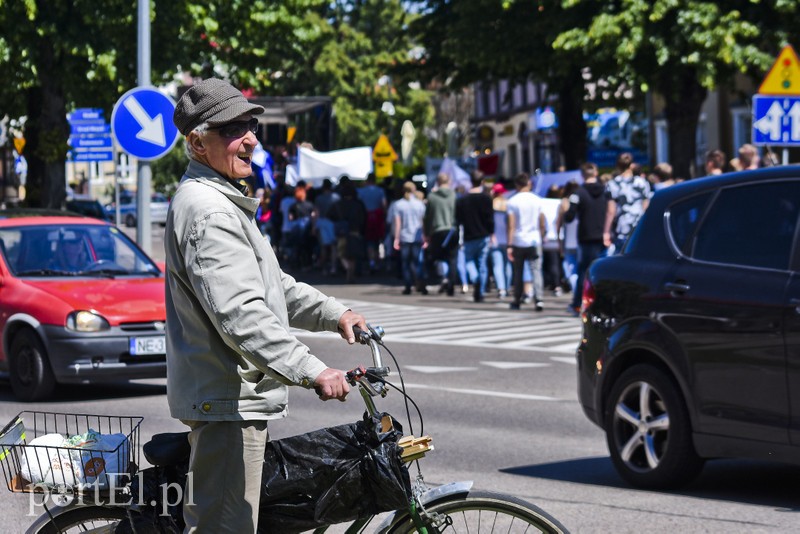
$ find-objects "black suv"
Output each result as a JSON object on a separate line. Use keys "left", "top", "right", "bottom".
{"left": 577, "top": 166, "right": 800, "bottom": 489}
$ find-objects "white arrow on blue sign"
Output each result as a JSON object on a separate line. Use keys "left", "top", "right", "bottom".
{"left": 752, "top": 95, "right": 800, "bottom": 146}
{"left": 112, "top": 86, "right": 179, "bottom": 161}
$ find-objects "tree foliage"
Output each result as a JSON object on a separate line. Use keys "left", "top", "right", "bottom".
{"left": 410, "top": 0, "right": 601, "bottom": 169}
{"left": 0, "top": 0, "right": 434, "bottom": 207}
{"left": 554, "top": 0, "right": 800, "bottom": 176}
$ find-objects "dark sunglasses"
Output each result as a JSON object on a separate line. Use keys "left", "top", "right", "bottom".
{"left": 210, "top": 118, "right": 258, "bottom": 138}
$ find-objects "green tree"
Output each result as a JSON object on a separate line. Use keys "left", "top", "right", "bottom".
{"left": 412, "top": 0, "right": 602, "bottom": 169}
{"left": 0, "top": 0, "right": 204, "bottom": 207}
{"left": 179, "top": 0, "right": 434, "bottom": 172}
{"left": 554, "top": 0, "right": 800, "bottom": 177}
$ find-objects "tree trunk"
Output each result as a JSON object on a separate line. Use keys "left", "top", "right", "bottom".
{"left": 25, "top": 43, "right": 68, "bottom": 209}
{"left": 555, "top": 70, "right": 588, "bottom": 171}
{"left": 660, "top": 70, "right": 707, "bottom": 180}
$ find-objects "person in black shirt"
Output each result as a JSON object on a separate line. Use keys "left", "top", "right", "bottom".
{"left": 456, "top": 170, "right": 495, "bottom": 302}
{"left": 563, "top": 162, "right": 609, "bottom": 315}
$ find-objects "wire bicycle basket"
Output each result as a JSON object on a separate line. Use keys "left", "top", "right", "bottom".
{"left": 0, "top": 411, "right": 142, "bottom": 495}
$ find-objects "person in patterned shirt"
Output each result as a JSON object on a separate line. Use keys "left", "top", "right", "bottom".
{"left": 604, "top": 152, "right": 652, "bottom": 253}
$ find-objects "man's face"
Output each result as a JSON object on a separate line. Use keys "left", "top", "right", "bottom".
{"left": 202, "top": 115, "right": 258, "bottom": 180}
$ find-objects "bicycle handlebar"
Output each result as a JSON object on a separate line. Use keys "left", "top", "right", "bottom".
{"left": 349, "top": 324, "right": 390, "bottom": 402}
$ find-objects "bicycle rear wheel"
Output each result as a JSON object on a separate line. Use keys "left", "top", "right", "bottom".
{"left": 386, "top": 490, "right": 568, "bottom": 534}
{"left": 31, "top": 506, "right": 128, "bottom": 534}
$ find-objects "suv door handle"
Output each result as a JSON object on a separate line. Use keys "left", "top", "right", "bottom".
{"left": 664, "top": 282, "right": 690, "bottom": 294}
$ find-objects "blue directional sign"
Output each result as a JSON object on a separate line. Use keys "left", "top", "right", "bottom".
{"left": 752, "top": 95, "right": 800, "bottom": 146}
{"left": 69, "top": 136, "right": 113, "bottom": 150}
{"left": 67, "top": 107, "right": 114, "bottom": 161}
{"left": 68, "top": 108, "right": 104, "bottom": 122}
{"left": 70, "top": 151, "right": 114, "bottom": 162}
{"left": 112, "top": 86, "right": 179, "bottom": 161}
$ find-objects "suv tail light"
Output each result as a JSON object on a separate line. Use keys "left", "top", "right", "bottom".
{"left": 581, "top": 277, "right": 595, "bottom": 315}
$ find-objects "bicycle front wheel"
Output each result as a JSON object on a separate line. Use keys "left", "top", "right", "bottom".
{"left": 31, "top": 506, "right": 127, "bottom": 534}
{"left": 387, "top": 490, "right": 568, "bottom": 534}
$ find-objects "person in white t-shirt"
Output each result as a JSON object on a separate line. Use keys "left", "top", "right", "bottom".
{"left": 506, "top": 173, "right": 546, "bottom": 311}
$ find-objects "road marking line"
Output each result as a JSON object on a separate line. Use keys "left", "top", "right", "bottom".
{"left": 480, "top": 361, "right": 550, "bottom": 369}
{"left": 403, "top": 383, "right": 559, "bottom": 401}
{"left": 550, "top": 356, "right": 577, "bottom": 365}
{"left": 405, "top": 365, "right": 478, "bottom": 374}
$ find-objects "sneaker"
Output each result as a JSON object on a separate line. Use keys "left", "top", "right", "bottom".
{"left": 473, "top": 295, "right": 485, "bottom": 303}
{"left": 535, "top": 301, "right": 544, "bottom": 312}
{"left": 402, "top": 287, "right": 412, "bottom": 295}
{"left": 461, "top": 284, "right": 469, "bottom": 294}
{"left": 554, "top": 287, "right": 563, "bottom": 297}
{"left": 509, "top": 303, "right": 521, "bottom": 310}
{"left": 498, "top": 289, "right": 508, "bottom": 299}
{"left": 418, "top": 286, "right": 429, "bottom": 295}
{"left": 523, "top": 294, "right": 533, "bottom": 304}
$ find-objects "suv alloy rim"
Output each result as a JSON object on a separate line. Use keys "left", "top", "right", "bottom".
{"left": 612, "top": 380, "right": 670, "bottom": 472}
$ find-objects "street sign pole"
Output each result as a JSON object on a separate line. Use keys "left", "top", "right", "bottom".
{"left": 137, "top": 0, "right": 152, "bottom": 253}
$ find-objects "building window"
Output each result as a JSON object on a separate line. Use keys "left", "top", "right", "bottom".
{"left": 654, "top": 119, "right": 668, "bottom": 164}
{"left": 730, "top": 106, "right": 750, "bottom": 151}
{"left": 508, "top": 143, "right": 518, "bottom": 176}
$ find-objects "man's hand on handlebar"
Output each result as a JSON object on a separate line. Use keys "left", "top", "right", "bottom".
{"left": 313, "top": 368, "right": 350, "bottom": 401}
{"left": 337, "top": 310, "right": 368, "bottom": 345}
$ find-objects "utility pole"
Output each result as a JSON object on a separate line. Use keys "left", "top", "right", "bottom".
{"left": 136, "top": 0, "right": 152, "bottom": 253}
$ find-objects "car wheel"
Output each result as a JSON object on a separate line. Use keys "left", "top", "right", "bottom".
{"left": 605, "top": 364, "right": 704, "bottom": 489}
{"left": 9, "top": 329, "right": 56, "bottom": 402}
{"left": 125, "top": 214, "right": 136, "bottom": 227}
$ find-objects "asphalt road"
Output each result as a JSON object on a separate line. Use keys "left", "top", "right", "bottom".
{"left": 0, "top": 226, "right": 797, "bottom": 532}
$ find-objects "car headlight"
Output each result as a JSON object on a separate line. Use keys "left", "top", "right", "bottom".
{"left": 66, "top": 311, "right": 110, "bottom": 332}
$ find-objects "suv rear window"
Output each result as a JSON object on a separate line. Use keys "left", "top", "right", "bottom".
{"left": 690, "top": 180, "right": 800, "bottom": 270}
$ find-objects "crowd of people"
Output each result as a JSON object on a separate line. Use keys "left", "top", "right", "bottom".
{"left": 249, "top": 142, "right": 774, "bottom": 315}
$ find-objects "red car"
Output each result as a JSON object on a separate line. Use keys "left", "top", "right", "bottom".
{"left": 0, "top": 210, "right": 166, "bottom": 401}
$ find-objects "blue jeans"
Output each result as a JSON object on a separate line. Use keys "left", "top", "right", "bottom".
{"left": 562, "top": 248, "right": 578, "bottom": 293}
{"left": 462, "top": 237, "right": 490, "bottom": 297}
{"left": 456, "top": 246, "right": 478, "bottom": 287}
{"left": 400, "top": 242, "right": 423, "bottom": 289}
{"left": 572, "top": 242, "right": 608, "bottom": 308}
{"left": 489, "top": 245, "right": 511, "bottom": 292}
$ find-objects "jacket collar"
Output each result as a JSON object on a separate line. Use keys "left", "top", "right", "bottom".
{"left": 182, "top": 159, "right": 259, "bottom": 215}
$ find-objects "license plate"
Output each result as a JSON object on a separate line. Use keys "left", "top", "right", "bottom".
{"left": 129, "top": 336, "right": 165, "bottom": 356}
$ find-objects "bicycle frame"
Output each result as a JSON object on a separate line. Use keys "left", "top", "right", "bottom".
{"left": 24, "top": 324, "right": 478, "bottom": 534}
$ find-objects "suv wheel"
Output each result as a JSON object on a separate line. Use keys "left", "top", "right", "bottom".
{"left": 605, "top": 364, "right": 704, "bottom": 489}
{"left": 9, "top": 329, "right": 56, "bottom": 402}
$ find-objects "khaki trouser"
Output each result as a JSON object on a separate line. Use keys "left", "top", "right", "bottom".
{"left": 182, "top": 419, "right": 269, "bottom": 533}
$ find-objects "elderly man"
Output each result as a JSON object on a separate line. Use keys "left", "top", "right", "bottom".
{"left": 166, "top": 78, "right": 367, "bottom": 533}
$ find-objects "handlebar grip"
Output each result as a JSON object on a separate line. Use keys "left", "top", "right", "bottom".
{"left": 352, "top": 325, "right": 370, "bottom": 344}
{"left": 352, "top": 324, "right": 385, "bottom": 344}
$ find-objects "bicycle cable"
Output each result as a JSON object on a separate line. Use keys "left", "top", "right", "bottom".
{"left": 373, "top": 339, "right": 424, "bottom": 438}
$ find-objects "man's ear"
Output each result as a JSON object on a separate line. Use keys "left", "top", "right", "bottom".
{"left": 188, "top": 133, "right": 206, "bottom": 155}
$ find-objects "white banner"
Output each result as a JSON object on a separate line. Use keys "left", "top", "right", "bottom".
{"left": 298, "top": 146, "right": 373, "bottom": 182}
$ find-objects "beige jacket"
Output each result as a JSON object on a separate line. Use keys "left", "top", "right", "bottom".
{"left": 165, "top": 160, "right": 348, "bottom": 421}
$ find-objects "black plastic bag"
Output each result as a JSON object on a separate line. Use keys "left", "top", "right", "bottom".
{"left": 257, "top": 412, "right": 412, "bottom": 533}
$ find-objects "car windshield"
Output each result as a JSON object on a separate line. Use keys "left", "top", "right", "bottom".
{"left": 0, "top": 224, "right": 161, "bottom": 277}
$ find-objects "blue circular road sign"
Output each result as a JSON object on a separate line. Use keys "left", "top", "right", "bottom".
{"left": 112, "top": 86, "right": 180, "bottom": 161}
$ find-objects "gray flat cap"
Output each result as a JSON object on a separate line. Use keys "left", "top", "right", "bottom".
{"left": 173, "top": 78, "right": 265, "bottom": 135}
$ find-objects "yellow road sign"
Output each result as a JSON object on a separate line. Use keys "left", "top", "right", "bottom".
{"left": 373, "top": 134, "right": 398, "bottom": 179}
{"left": 758, "top": 45, "right": 800, "bottom": 95}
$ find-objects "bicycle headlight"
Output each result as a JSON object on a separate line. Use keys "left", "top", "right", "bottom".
{"left": 66, "top": 311, "right": 110, "bottom": 332}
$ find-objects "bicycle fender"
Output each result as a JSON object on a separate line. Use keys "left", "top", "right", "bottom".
{"left": 25, "top": 501, "right": 79, "bottom": 534}
{"left": 25, "top": 501, "right": 125, "bottom": 534}
{"left": 374, "top": 480, "right": 474, "bottom": 533}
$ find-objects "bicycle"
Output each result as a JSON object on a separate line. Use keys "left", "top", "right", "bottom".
{"left": 4, "top": 325, "right": 569, "bottom": 533}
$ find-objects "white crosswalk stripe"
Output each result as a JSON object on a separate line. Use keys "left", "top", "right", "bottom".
{"left": 294, "top": 299, "right": 582, "bottom": 354}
